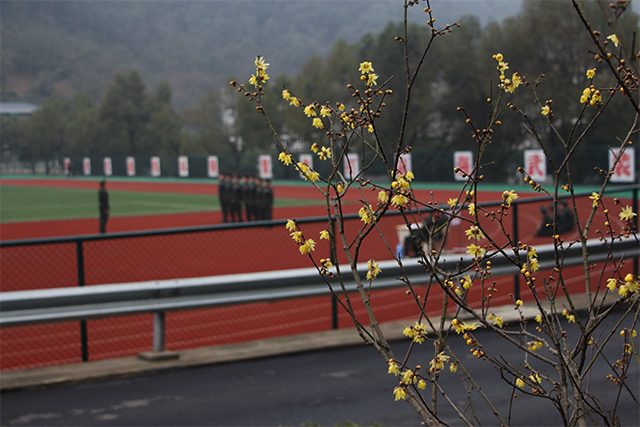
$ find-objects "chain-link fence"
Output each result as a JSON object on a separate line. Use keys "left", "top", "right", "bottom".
{"left": 1, "top": 187, "right": 638, "bottom": 371}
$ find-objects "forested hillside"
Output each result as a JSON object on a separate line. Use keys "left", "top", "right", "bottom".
{"left": 1, "top": 0, "right": 522, "bottom": 109}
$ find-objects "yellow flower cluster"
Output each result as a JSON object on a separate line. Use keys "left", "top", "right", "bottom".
{"left": 562, "top": 309, "right": 576, "bottom": 323}
{"left": 359, "top": 205, "right": 374, "bottom": 224}
{"left": 278, "top": 151, "right": 293, "bottom": 165}
{"left": 466, "top": 243, "right": 486, "bottom": 259}
{"left": 451, "top": 318, "right": 480, "bottom": 334}
{"left": 527, "top": 341, "right": 543, "bottom": 352}
{"left": 359, "top": 61, "right": 379, "bottom": 87}
{"left": 580, "top": 86, "right": 602, "bottom": 105}
{"left": 501, "top": 190, "right": 518, "bottom": 207}
{"left": 589, "top": 192, "right": 600, "bottom": 207}
{"left": 619, "top": 205, "right": 636, "bottom": 221}
{"left": 607, "top": 273, "right": 639, "bottom": 297}
{"left": 493, "top": 53, "right": 522, "bottom": 93}
{"left": 297, "top": 162, "right": 320, "bottom": 182}
{"left": 527, "top": 246, "right": 540, "bottom": 272}
{"left": 429, "top": 351, "right": 450, "bottom": 373}
{"left": 248, "top": 56, "right": 270, "bottom": 87}
{"left": 285, "top": 219, "right": 316, "bottom": 255}
{"left": 389, "top": 172, "right": 414, "bottom": 209}
{"left": 366, "top": 259, "right": 381, "bottom": 280}
{"left": 465, "top": 225, "right": 485, "bottom": 241}
{"left": 402, "top": 321, "right": 427, "bottom": 344}
{"left": 488, "top": 313, "right": 504, "bottom": 328}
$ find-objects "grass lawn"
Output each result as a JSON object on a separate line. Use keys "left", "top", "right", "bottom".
{"left": 0, "top": 185, "right": 322, "bottom": 223}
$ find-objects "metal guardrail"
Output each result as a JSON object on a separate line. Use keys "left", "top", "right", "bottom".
{"left": 2, "top": 234, "right": 638, "bottom": 354}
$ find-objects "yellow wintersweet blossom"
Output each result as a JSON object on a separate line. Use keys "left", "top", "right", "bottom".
{"left": 337, "top": 103, "right": 345, "bottom": 111}
{"left": 562, "top": 309, "right": 576, "bottom": 323}
{"left": 387, "top": 359, "right": 400, "bottom": 375}
{"left": 285, "top": 219, "right": 296, "bottom": 232}
{"left": 299, "top": 239, "right": 316, "bottom": 254}
{"left": 461, "top": 275, "right": 473, "bottom": 290}
{"left": 304, "top": 105, "right": 317, "bottom": 117}
{"left": 468, "top": 203, "right": 476, "bottom": 215}
{"left": 359, "top": 205, "right": 373, "bottom": 224}
{"left": 359, "top": 61, "right": 374, "bottom": 74}
{"left": 320, "top": 106, "right": 332, "bottom": 117}
{"left": 607, "top": 278, "right": 618, "bottom": 291}
{"left": 535, "top": 314, "right": 543, "bottom": 324}
{"left": 417, "top": 379, "right": 427, "bottom": 389}
{"left": 502, "top": 190, "right": 518, "bottom": 207}
{"left": 451, "top": 318, "right": 480, "bottom": 334}
{"left": 516, "top": 299, "right": 523, "bottom": 307}
{"left": 393, "top": 386, "right": 406, "bottom": 401}
{"left": 391, "top": 194, "right": 409, "bottom": 209}
{"left": 493, "top": 316, "right": 504, "bottom": 328}
{"left": 529, "top": 257, "right": 540, "bottom": 272}
{"left": 366, "top": 259, "right": 382, "bottom": 280}
{"left": 319, "top": 230, "right": 330, "bottom": 240}
{"left": 465, "top": 225, "right": 485, "bottom": 240}
{"left": 620, "top": 205, "right": 637, "bottom": 221}
{"left": 312, "top": 117, "right": 323, "bottom": 129}
{"left": 449, "top": 363, "right": 458, "bottom": 373}
{"left": 466, "top": 244, "right": 486, "bottom": 258}
{"left": 255, "top": 56, "right": 269, "bottom": 70}
{"left": 530, "top": 373, "right": 542, "bottom": 384}
{"left": 429, "top": 352, "right": 450, "bottom": 372}
{"left": 586, "top": 68, "right": 596, "bottom": 79}
{"left": 367, "top": 124, "right": 374, "bottom": 133}
{"left": 282, "top": 89, "right": 291, "bottom": 100}
{"left": 377, "top": 190, "right": 389, "bottom": 204}
{"left": 402, "top": 369, "right": 417, "bottom": 384}
{"left": 624, "top": 273, "right": 639, "bottom": 293}
{"left": 290, "top": 231, "right": 303, "bottom": 244}
{"left": 580, "top": 87, "right": 592, "bottom": 104}
{"left": 367, "top": 73, "right": 379, "bottom": 86}
{"left": 447, "top": 198, "right": 457, "bottom": 208}
{"left": 589, "top": 192, "right": 600, "bottom": 207}
{"left": 541, "top": 106, "right": 550, "bottom": 116}
{"left": 290, "top": 97, "right": 301, "bottom": 107}
{"left": 310, "top": 143, "right": 319, "bottom": 153}
{"left": 279, "top": 152, "right": 293, "bottom": 165}
{"left": 497, "top": 61, "right": 509, "bottom": 74}
{"left": 516, "top": 378, "right": 526, "bottom": 388}
{"left": 318, "top": 146, "right": 331, "bottom": 161}
{"left": 528, "top": 341, "right": 543, "bottom": 351}
{"left": 336, "top": 183, "right": 345, "bottom": 193}
{"left": 607, "top": 34, "right": 620, "bottom": 48}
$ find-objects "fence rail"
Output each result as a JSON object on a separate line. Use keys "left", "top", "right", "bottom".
{"left": 1, "top": 185, "right": 638, "bottom": 370}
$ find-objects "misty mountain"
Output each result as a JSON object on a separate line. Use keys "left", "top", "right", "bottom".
{"left": 1, "top": 0, "right": 524, "bottom": 109}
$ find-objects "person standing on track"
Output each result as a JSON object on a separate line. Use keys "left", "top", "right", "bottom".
{"left": 244, "top": 175, "right": 257, "bottom": 221}
{"left": 230, "top": 174, "right": 243, "bottom": 222}
{"left": 219, "top": 173, "right": 231, "bottom": 223}
{"left": 262, "top": 179, "right": 273, "bottom": 221}
{"left": 98, "top": 179, "right": 110, "bottom": 233}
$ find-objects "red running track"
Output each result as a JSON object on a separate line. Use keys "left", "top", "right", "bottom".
{"left": 1, "top": 178, "right": 634, "bottom": 371}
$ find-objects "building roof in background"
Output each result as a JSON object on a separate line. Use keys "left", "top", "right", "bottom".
{"left": 0, "top": 103, "right": 39, "bottom": 115}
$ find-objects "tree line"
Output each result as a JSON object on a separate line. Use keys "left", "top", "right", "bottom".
{"left": 2, "top": 0, "right": 637, "bottom": 174}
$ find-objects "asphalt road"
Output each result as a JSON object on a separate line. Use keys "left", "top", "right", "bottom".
{"left": 2, "top": 310, "right": 638, "bottom": 426}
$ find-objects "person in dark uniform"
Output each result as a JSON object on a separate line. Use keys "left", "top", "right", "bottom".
{"left": 535, "top": 204, "right": 555, "bottom": 236}
{"left": 230, "top": 174, "right": 243, "bottom": 222}
{"left": 219, "top": 173, "right": 231, "bottom": 223}
{"left": 244, "top": 175, "right": 257, "bottom": 221}
{"left": 262, "top": 179, "right": 274, "bottom": 221}
{"left": 98, "top": 179, "right": 109, "bottom": 233}
{"left": 557, "top": 201, "right": 575, "bottom": 234}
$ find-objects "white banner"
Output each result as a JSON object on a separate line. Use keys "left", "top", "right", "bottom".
{"left": 398, "top": 153, "right": 412, "bottom": 176}
{"left": 258, "top": 155, "right": 273, "bottom": 179}
{"left": 82, "top": 157, "right": 91, "bottom": 176}
{"left": 207, "top": 156, "right": 219, "bottom": 178}
{"left": 344, "top": 153, "right": 359, "bottom": 179}
{"left": 524, "top": 149, "right": 546, "bottom": 182}
{"left": 63, "top": 157, "right": 71, "bottom": 175}
{"left": 178, "top": 156, "right": 189, "bottom": 177}
{"left": 610, "top": 147, "right": 635, "bottom": 183}
{"left": 103, "top": 157, "right": 113, "bottom": 176}
{"left": 299, "top": 154, "right": 313, "bottom": 179}
{"left": 151, "top": 156, "right": 161, "bottom": 177}
{"left": 126, "top": 157, "right": 136, "bottom": 176}
{"left": 453, "top": 151, "right": 473, "bottom": 181}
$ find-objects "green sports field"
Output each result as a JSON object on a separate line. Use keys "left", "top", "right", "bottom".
{"left": 0, "top": 185, "right": 321, "bottom": 223}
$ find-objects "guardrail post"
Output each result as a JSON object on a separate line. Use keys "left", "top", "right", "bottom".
{"left": 76, "top": 240, "right": 88, "bottom": 362}
{"left": 153, "top": 312, "right": 166, "bottom": 352}
{"left": 512, "top": 203, "right": 520, "bottom": 301}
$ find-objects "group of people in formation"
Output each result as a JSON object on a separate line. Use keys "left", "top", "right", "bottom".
{"left": 218, "top": 174, "right": 273, "bottom": 223}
